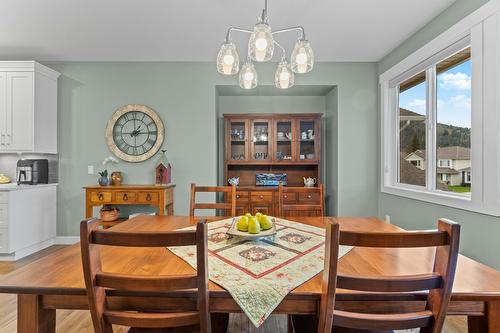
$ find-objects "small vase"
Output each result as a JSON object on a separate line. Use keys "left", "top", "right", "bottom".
{"left": 111, "top": 171, "right": 123, "bottom": 186}
{"left": 98, "top": 176, "right": 111, "bottom": 186}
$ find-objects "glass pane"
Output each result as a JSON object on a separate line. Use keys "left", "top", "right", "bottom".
{"left": 275, "top": 121, "right": 292, "bottom": 161}
{"left": 398, "top": 71, "right": 427, "bottom": 186}
{"left": 299, "top": 120, "right": 316, "bottom": 160}
{"left": 436, "top": 47, "right": 471, "bottom": 195}
{"left": 252, "top": 121, "right": 269, "bottom": 160}
{"left": 229, "top": 121, "right": 246, "bottom": 160}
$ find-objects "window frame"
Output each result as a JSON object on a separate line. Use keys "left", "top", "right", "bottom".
{"left": 380, "top": 4, "right": 500, "bottom": 216}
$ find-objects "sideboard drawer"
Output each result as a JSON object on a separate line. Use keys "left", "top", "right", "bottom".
{"left": 0, "top": 192, "right": 8, "bottom": 204}
{"left": 281, "top": 192, "right": 297, "bottom": 203}
{"left": 298, "top": 192, "right": 321, "bottom": 203}
{"left": 235, "top": 191, "right": 249, "bottom": 202}
{"left": 90, "top": 191, "right": 113, "bottom": 203}
{"left": 0, "top": 204, "right": 8, "bottom": 228}
{"left": 250, "top": 191, "right": 273, "bottom": 203}
{"left": 114, "top": 191, "right": 137, "bottom": 203}
{"left": 0, "top": 228, "right": 10, "bottom": 254}
{"left": 137, "top": 192, "right": 159, "bottom": 204}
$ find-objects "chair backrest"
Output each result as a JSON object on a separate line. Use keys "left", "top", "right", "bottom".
{"left": 189, "top": 183, "right": 236, "bottom": 217}
{"left": 318, "top": 219, "right": 460, "bottom": 333}
{"left": 80, "top": 218, "right": 211, "bottom": 333}
{"left": 278, "top": 184, "right": 324, "bottom": 217}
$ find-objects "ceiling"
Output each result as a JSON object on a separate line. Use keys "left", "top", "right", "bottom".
{"left": 0, "top": 0, "right": 456, "bottom": 62}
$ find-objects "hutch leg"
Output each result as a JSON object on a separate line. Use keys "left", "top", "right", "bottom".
{"left": 18, "top": 294, "right": 56, "bottom": 333}
{"left": 468, "top": 301, "right": 500, "bottom": 333}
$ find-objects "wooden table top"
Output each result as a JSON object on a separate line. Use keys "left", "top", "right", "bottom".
{"left": 0, "top": 216, "right": 499, "bottom": 302}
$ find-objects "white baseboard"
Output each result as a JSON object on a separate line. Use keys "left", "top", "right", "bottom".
{"left": 0, "top": 238, "right": 56, "bottom": 261}
{"left": 55, "top": 236, "right": 79, "bottom": 245}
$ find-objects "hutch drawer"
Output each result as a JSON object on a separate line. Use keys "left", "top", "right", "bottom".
{"left": 280, "top": 192, "right": 297, "bottom": 203}
{"left": 298, "top": 192, "right": 321, "bottom": 203}
{"left": 250, "top": 191, "right": 273, "bottom": 203}
{"left": 114, "top": 191, "right": 137, "bottom": 203}
{"left": 90, "top": 191, "right": 113, "bottom": 203}
{"left": 235, "top": 191, "right": 249, "bottom": 202}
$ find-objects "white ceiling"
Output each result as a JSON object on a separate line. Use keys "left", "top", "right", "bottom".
{"left": 0, "top": 0, "right": 455, "bottom": 62}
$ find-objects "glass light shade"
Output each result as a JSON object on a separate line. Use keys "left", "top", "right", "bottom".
{"left": 275, "top": 60, "right": 294, "bottom": 89}
{"left": 248, "top": 23, "right": 274, "bottom": 62}
{"left": 216, "top": 42, "right": 239, "bottom": 75}
{"left": 291, "top": 40, "right": 314, "bottom": 73}
{"left": 239, "top": 62, "right": 258, "bottom": 89}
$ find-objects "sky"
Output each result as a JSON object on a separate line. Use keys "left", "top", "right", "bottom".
{"left": 399, "top": 60, "right": 471, "bottom": 128}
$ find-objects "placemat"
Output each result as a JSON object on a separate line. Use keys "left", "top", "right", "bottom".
{"left": 168, "top": 217, "right": 353, "bottom": 327}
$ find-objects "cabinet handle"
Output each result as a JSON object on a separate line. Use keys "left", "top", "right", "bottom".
{"left": 284, "top": 195, "right": 288, "bottom": 199}
{"left": 6, "top": 134, "right": 10, "bottom": 145}
{"left": 98, "top": 193, "right": 104, "bottom": 201}
{"left": 123, "top": 193, "right": 128, "bottom": 201}
{"left": 236, "top": 195, "right": 240, "bottom": 199}
{"left": 259, "top": 195, "right": 263, "bottom": 199}
{"left": 146, "top": 193, "right": 152, "bottom": 201}
{"left": 307, "top": 195, "right": 312, "bottom": 199}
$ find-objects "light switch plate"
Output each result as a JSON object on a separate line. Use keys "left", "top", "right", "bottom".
{"left": 87, "top": 165, "right": 94, "bottom": 175}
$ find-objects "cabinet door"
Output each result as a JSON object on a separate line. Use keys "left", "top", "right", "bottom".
{"left": 0, "top": 73, "right": 6, "bottom": 150}
{"left": 273, "top": 119, "right": 295, "bottom": 162}
{"left": 296, "top": 118, "right": 319, "bottom": 162}
{"left": 226, "top": 119, "right": 249, "bottom": 162}
{"left": 250, "top": 119, "right": 272, "bottom": 162}
{"left": 5, "top": 72, "right": 34, "bottom": 152}
{"left": 251, "top": 204, "right": 273, "bottom": 216}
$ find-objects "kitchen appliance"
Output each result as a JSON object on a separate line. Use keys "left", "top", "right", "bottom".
{"left": 16, "top": 159, "right": 49, "bottom": 185}
{"left": 256, "top": 173, "right": 287, "bottom": 186}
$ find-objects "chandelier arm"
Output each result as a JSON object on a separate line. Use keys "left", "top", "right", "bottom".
{"left": 225, "top": 27, "right": 253, "bottom": 42}
{"left": 271, "top": 26, "right": 306, "bottom": 40}
{"left": 273, "top": 40, "right": 286, "bottom": 60}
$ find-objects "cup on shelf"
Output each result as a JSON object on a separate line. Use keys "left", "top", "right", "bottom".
{"left": 301, "top": 132, "right": 308, "bottom": 140}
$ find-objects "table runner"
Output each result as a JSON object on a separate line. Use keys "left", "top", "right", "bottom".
{"left": 168, "top": 217, "right": 353, "bottom": 327}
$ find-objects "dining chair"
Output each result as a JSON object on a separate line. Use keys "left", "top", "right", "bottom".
{"left": 80, "top": 218, "right": 211, "bottom": 333}
{"left": 317, "top": 219, "right": 460, "bottom": 333}
{"left": 278, "top": 184, "right": 324, "bottom": 217}
{"left": 189, "top": 183, "right": 236, "bottom": 216}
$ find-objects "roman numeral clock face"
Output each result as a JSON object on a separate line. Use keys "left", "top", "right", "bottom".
{"left": 105, "top": 104, "right": 164, "bottom": 163}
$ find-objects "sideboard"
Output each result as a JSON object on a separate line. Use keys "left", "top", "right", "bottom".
{"left": 83, "top": 184, "right": 175, "bottom": 218}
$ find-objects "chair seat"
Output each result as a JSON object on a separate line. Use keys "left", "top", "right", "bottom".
{"left": 333, "top": 310, "right": 433, "bottom": 331}
{"left": 127, "top": 327, "right": 199, "bottom": 333}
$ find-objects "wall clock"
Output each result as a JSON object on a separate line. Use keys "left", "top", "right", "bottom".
{"left": 105, "top": 104, "right": 165, "bottom": 163}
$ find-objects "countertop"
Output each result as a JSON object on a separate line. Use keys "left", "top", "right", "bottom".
{"left": 0, "top": 183, "right": 58, "bottom": 191}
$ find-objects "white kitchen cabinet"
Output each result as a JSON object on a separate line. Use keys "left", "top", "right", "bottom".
{"left": 0, "top": 185, "right": 57, "bottom": 260}
{"left": 0, "top": 62, "right": 60, "bottom": 153}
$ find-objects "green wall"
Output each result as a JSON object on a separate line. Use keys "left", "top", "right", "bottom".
{"left": 48, "top": 62, "right": 377, "bottom": 236}
{"left": 377, "top": 0, "right": 500, "bottom": 269}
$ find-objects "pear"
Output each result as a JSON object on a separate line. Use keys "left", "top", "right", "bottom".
{"left": 248, "top": 217, "right": 261, "bottom": 234}
{"left": 237, "top": 216, "right": 249, "bottom": 232}
{"left": 260, "top": 215, "right": 273, "bottom": 230}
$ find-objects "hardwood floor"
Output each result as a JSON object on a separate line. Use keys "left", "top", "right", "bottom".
{"left": 0, "top": 246, "right": 468, "bottom": 333}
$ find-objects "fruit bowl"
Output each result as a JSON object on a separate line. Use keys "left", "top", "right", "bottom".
{"left": 226, "top": 217, "right": 277, "bottom": 240}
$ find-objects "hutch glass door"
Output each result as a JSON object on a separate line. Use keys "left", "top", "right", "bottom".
{"left": 274, "top": 120, "right": 293, "bottom": 162}
{"left": 297, "top": 119, "right": 318, "bottom": 162}
{"left": 228, "top": 120, "right": 248, "bottom": 162}
{"left": 251, "top": 119, "right": 271, "bottom": 162}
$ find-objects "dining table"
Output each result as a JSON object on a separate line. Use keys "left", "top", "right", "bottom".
{"left": 0, "top": 215, "right": 499, "bottom": 333}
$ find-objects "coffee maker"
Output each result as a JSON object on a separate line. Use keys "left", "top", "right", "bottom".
{"left": 16, "top": 159, "right": 49, "bottom": 185}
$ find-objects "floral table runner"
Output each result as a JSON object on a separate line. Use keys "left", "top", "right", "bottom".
{"left": 168, "top": 217, "right": 353, "bottom": 327}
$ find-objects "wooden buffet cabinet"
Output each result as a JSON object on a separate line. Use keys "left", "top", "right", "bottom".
{"left": 224, "top": 113, "right": 322, "bottom": 216}
{"left": 84, "top": 184, "right": 175, "bottom": 218}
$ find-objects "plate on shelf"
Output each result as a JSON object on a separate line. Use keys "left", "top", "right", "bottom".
{"left": 226, "top": 217, "right": 277, "bottom": 240}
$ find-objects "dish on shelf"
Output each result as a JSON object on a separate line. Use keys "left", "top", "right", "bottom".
{"left": 0, "top": 174, "right": 11, "bottom": 184}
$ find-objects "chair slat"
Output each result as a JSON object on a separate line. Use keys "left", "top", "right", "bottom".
{"left": 104, "top": 311, "right": 200, "bottom": 328}
{"left": 190, "top": 183, "right": 236, "bottom": 217}
{"left": 333, "top": 310, "right": 434, "bottom": 331}
{"left": 340, "top": 230, "right": 449, "bottom": 248}
{"left": 193, "top": 203, "right": 233, "bottom": 210}
{"left": 92, "top": 230, "right": 196, "bottom": 247}
{"left": 194, "top": 186, "right": 234, "bottom": 193}
{"left": 337, "top": 273, "right": 442, "bottom": 292}
{"left": 96, "top": 273, "right": 198, "bottom": 292}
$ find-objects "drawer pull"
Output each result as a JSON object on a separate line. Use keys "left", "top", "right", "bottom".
{"left": 123, "top": 193, "right": 128, "bottom": 201}
{"left": 98, "top": 193, "right": 104, "bottom": 201}
{"left": 259, "top": 195, "right": 263, "bottom": 199}
{"left": 284, "top": 195, "right": 288, "bottom": 199}
{"left": 236, "top": 195, "right": 240, "bottom": 199}
{"left": 146, "top": 193, "right": 152, "bottom": 201}
{"left": 307, "top": 195, "right": 312, "bottom": 199}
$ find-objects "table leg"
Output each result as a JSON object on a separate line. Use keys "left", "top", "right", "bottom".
{"left": 468, "top": 301, "right": 500, "bottom": 333}
{"left": 85, "top": 203, "right": 93, "bottom": 218}
{"left": 18, "top": 294, "right": 56, "bottom": 333}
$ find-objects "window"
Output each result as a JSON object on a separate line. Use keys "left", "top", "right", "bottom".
{"left": 379, "top": 3, "right": 500, "bottom": 216}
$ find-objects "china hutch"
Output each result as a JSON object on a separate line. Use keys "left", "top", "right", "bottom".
{"left": 223, "top": 113, "right": 322, "bottom": 216}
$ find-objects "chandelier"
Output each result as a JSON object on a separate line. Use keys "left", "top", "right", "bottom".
{"left": 216, "top": 0, "right": 314, "bottom": 90}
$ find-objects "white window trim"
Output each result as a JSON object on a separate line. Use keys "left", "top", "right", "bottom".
{"left": 380, "top": 0, "right": 500, "bottom": 216}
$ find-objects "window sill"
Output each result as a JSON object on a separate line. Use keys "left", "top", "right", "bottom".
{"left": 381, "top": 185, "right": 500, "bottom": 217}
